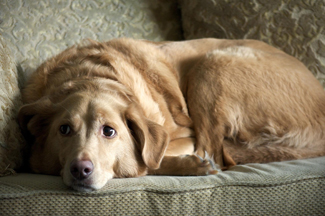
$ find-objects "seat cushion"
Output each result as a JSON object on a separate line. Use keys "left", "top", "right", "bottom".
{"left": 1, "top": 156, "right": 324, "bottom": 215}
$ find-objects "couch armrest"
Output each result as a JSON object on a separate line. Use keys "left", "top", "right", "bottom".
{"left": 0, "top": 35, "right": 24, "bottom": 174}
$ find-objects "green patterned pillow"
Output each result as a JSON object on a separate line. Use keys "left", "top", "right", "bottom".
{"left": 0, "top": 0, "right": 182, "bottom": 80}
{"left": 178, "top": 0, "right": 325, "bottom": 87}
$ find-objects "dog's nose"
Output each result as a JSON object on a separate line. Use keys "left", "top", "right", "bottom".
{"left": 70, "top": 160, "right": 94, "bottom": 180}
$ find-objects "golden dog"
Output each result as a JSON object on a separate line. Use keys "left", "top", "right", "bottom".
{"left": 19, "top": 38, "right": 325, "bottom": 191}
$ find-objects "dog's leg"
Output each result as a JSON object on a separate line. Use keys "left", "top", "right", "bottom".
{"left": 184, "top": 60, "right": 236, "bottom": 169}
{"left": 165, "top": 137, "right": 195, "bottom": 156}
{"left": 147, "top": 153, "right": 218, "bottom": 176}
{"left": 148, "top": 137, "right": 219, "bottom": 176}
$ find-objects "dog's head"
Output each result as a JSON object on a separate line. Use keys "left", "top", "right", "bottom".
{"left": 18, "top": 79, "right": 169, "bottom": 191}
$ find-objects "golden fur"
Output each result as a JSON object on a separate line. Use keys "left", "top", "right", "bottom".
{"left": 19, "top": 38, "right": 325, "bottom": 191}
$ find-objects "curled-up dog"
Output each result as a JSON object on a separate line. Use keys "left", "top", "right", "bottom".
{"left": 19, "top": 38, "right": 325, "bottom": 191}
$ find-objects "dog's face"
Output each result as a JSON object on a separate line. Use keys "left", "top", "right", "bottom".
{"left": 19, "top": 79, "right": 169, "bottom": 191}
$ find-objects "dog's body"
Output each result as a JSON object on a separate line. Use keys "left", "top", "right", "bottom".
{"left": 19, "top": 38, "right": 325, "bottom": 191}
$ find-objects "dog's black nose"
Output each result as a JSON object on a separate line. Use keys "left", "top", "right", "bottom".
{"left": 70, "top": 160, "right": 94, "bottom": 180}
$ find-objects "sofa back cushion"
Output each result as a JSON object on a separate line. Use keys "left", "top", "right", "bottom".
{"left": 178, "top": 0, "right": 325, "bottom": 88}
{"left": 0, "top": 0, "right": 182, "bottom": 80}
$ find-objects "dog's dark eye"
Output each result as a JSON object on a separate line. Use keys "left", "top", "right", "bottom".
{"left": 60, "top": 125, "right": 71, "bottom": 135}
{"left": 102, "top": 126, "right": 116, "bottom": 138}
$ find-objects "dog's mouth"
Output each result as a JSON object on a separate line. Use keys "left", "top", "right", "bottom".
{"left": 71, "top": 182, "right": 96, "bottom": 192}
{"left": 70, "top": 179, "right": 96, "bottom": 192}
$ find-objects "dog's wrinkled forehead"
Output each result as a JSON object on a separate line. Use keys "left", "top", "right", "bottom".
{"left": 50, "top": 78, "right": 133, "bottom": 104}
{"left": 56, "top": 86, "right": 130, "bottom": 123}
{"left": 47, "top": 79, "right": 136, "bottom": 137}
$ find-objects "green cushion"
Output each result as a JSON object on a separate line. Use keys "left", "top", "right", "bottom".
{"left": 1, "top": 156, "right": 324, "bottom": 215}
{"left": 0, "top": 0, "right": 182, "bottom": 79}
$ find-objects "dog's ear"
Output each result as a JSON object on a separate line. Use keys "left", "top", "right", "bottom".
{"left": 18, "top": 98, "right": 55, "bottom": 143}
{"left": 125, "top": 104, "right": 170, "bottom": 170}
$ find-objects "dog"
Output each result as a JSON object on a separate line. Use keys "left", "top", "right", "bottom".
{"left": 18, "top": 38, "right": 325, "bottom": 191}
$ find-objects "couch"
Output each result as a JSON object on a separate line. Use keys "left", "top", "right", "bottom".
{"left": 0, "top": 0, "right": 324, "bottom": 215}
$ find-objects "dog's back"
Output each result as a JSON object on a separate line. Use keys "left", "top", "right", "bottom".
{"left": 162, "top": 39, "right": 325, "bottom": 165}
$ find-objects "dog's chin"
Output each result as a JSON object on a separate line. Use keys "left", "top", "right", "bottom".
{"left": 64, "top": 174, "right": 113, "bottom": 192}
{"left": 71, "top": 182, "right": 96, "bottom": 192}
{"left": 68, "top": 178, "right": 109, "bottom": 192}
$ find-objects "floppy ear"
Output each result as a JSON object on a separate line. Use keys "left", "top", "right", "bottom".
{"left": 18, "top": 98, "right": 54, "bottom": 143}
{"left": 125, "top": 105, "right": 170, "bottom": 170}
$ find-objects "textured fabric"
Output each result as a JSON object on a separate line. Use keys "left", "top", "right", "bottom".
{"left": 1, "top": 157, "right": 325, "bottom": 215}
{"left": 0, "top": 0, "right": 182, "bottom": 81}
{"left": 0, "top": 35, "right": 24, "bottom": 174}
{"left": 178, "top": 0, "right": 325, "bottom": 88}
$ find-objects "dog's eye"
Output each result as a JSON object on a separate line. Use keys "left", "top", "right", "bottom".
{"left": 60, "top": 125, "right": 71, "bottom": 135}
{"left": 102, "top": 126, "right": 116, "bottom": 138}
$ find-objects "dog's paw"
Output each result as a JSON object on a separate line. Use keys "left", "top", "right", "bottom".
{"left": 183, "top": 152, "right": 219, "bottom": 175}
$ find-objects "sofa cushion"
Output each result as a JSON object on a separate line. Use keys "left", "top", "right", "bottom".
{"left": 178, "top": 0, "right": 325, "bottom": 88}
{"left": 0, "top": 0, "right": 182, "bottom": 81}
{"left": 0, "top": 156, "right": 324, "bottom": 215}
{"left": 0, "top": 36, "right": 24, "bottom": 175}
